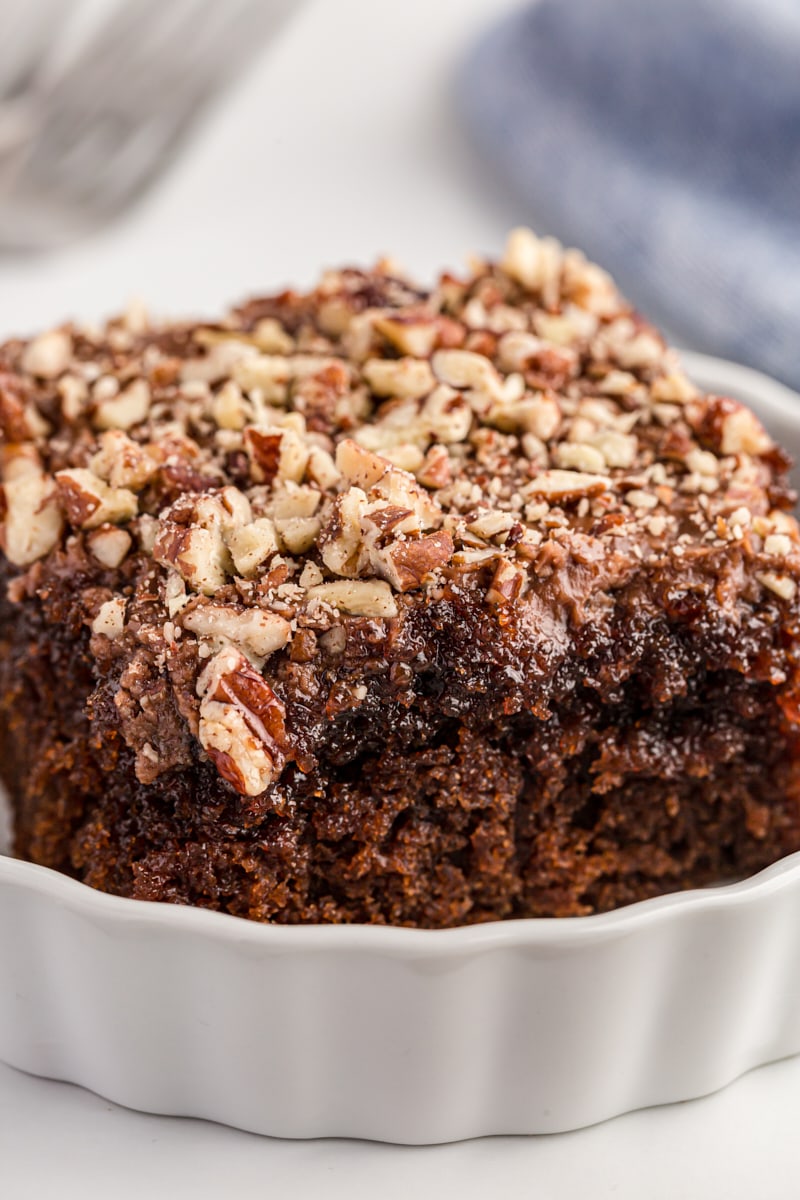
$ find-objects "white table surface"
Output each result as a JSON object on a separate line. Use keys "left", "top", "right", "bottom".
{"left": 2, "top": 1, "right": 800, "bottom": 1194}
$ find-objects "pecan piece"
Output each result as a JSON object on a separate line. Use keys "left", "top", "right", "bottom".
{"left": 486, "top": 557, "right": 528, "bottom": 606}
{"left": 416, "top": 445, "right": 452, "bottom": 489}
{"left": 93, "top": 378, "right": 151, "bottom": 431}
{"left": 197, "top": 647, "right": 288, "bottom": 796}
{"left": 87, "top": 525, "right": 132, "bottom": 568}
{"left": 524, "top": 470, "right": 609, "bottom": 502}
{"left": 0, "top": 471, "right": 63, "bottom": 565}
{"left": 154, "top": 525, "right": 228, "bottom": 595}
{"left": 307, "top": 579, "right": 398, "bottom": 618}
{"left": 373, "top": 530, "right": 454, "bottom": 592}
{"left": 55, "top": 468, "right": 138, "bottom": 530}
{"left": 90, "top": 430, "right": 160, "bottom": 491}
{"left": 244, "top": 426, "right": 309, "bottom": 484}
{"left": 0, "top": 372, "right": 49, "bottom": 440}
{"left": 183, "top": 603, "right": 291, "bottom": 665}
{"left": 21, "top": 329, "right": 72, "bottom": 379}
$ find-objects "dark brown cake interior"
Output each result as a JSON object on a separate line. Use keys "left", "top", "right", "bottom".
{"left": 2, "top": 542, "right": 799, "bottom": 925}
{"left": 2, "top": 228, "right": 800, "bottom": 925}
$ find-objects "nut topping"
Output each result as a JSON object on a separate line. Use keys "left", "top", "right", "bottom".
{"left": 87, "top": 525, "right": 133, "bottom": 568}
{"left": 524, "top": 470, "right": 610, "bottom": 502}
{"left": 92, "top": 597, "right": 126, "bottom": 638}
{"left": 91, "top": 430, "right": 159, "bottom": 491}
{"left": 363, "top": 357, "right": 435, "bottom": 399}
{"left": 183, "top": 603, "right": 291, "bottom": 664}
{"left": 227, "top": 519, "right": 279, "bottom": 576}
{"left": 21, "top": 329, "right": 72, "bottom": 379}
{"left": 55, "top": 469, "right": 138, "bottom": 530}
{"left": 0, "top": 471, "right": 63, "bottom": 565}
{"left": 196, "top": 647, "right": 288, "bottom": 796}
{"left": 245, "top": 426, "right": 309, "bottom": 484}
{"left": 308, "top": 579, "right": 399, "bottom": 618}
{"left": 373, "top": 530, "right": 454, "bottom": 592}
{"left": 336, "top": 438, "right": 392, "bottom": 489}
{"left": 94, "top": 378, "right": 151, "bottom": 431}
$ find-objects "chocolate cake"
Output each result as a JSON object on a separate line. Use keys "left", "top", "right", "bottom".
{"left": 1, "top": 228, "right": 800, "bottom": 925}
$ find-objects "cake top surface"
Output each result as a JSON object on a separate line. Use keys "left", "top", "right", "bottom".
{"left": 1, "top": 228, "right": 798, "bottom": 798}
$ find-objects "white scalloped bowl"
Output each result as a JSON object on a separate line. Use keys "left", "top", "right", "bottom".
{"left": 1, "top": 352, "right": 800, "bottom": 1145}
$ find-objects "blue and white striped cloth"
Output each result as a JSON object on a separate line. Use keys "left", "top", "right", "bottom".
{"left": 459, "top": 0, "right": 800, "bottom": 389}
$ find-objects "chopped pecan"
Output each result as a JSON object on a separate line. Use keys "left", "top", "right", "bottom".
{"left": 292, "top": 361, "right": 352, "bottom": 433}
{"left": 374, "top": 312, "right": 439, "bottom": 358}
{"left": 183, "top": 603, "right": 291, "bottom": 664}
{"left": 154, "top": 524, "right": 228, "bottom": 595}
{"left": 494, "top": 391, "right": 561, "bottom": 441}
{"left": 420, "top": 386, "right": 473, "bottom": 444}
{"left": 0, "top": 471, "right": 63, "bottom": 565}
{"left": 362, "top": 504, "right": 414, "bottom": 535}
{"left": 307, "top": 579, "right": 398, "bottom": 618}
{"left": 90, "top": 430, "right": 160, "bottom": 491}
{"left": 554, "top": 443, "right": 607, "bottom": 474}
{"left": 720, "top": 406, "right": 773, "bottom": 457}
{"left": 757, "top": 572, "right": 797, "bottom": 601}
{"left": 91, "top": 597, "right": 126, "bottom": 638}
{"left": 373, "top": 530, "right": 454, "bottom": 592}
{"left": 276, "top": 516, "right": 321, "bottom": 554}
{"left": 245, "top": 426, "right": 309, "bottom": 484}
{"left": 431, "top": 349, "right": 503, "bottom": 400}
{"left": 211, "top": 380, "right": 249, "bottom": 430}
{"left": 416, "top": 445, "right": 452, "bottom": 489}
{"left": 370, "top": 465, "right": 441, "bottom": 530}
{"left": 688, "top": 395, "right": 773, "bottom": 458}
{"left": 486, "top": 557, "right": 528, "bottom": 605}
{"left": 94, "top": 378, "right": 151, "bottom": 431}
{"left": 196, "top": 647, "right": 288, "bottom": 796}
{"left": 363, "top": 356, "right": 435, "bottom": 399}
{"left": 227, "top": 518, "right": 279, "bottom": 577}
{"left": 232, "top": 354, "right": 291, "bottom": 402}
{"left": 87, "top": 525, "right": 132, "bottom": 568}
{"left": 336, "top": 438, "right": 391, "bottom": 489}
{"left": 153, "top": 492, "right": 244, "bottom": 593}
{"left": 244, "top": 428, "right": 282, "bottom": 482}
{"left": 0, "top": 372, "right": 49, "bottom": 440}
{"left": 319, "top": 487, "right": 369, "bottom": 577}
{"left": 524, "top": 470, "right": 610, "bottom": 503}
{"left": 55, "top": 468, "right": 138, "bottom": 530}
{"left": 306, "top": 445, "right": 341, "bottom": 489}
{"left": 0, "top": 442, "right": 41, "bottom": 482}
{"left": 501, "top": 227, "right": 562, "bottom": 306}
{"left": 21, "top": 329, "right": 72, "bottom": 379}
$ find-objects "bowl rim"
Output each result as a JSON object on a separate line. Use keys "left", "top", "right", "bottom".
{"left": 3, "top": 844, "right": 800, "bottom": 955}
{"left": 2, "top": 350, "right": 799, "bottom": 956}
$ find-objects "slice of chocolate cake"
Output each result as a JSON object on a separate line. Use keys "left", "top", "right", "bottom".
{"left": 1, "top": 229, "right": 799, "bottom": 925}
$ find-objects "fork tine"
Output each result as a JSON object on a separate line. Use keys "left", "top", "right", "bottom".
{"left": 0, "top": 0, "right": 73, "bottom": 99}
{"left": 49, "top": 0, "right": 215, "bottom": 129}
{"left": 27, "top": 0, "right": 279, "bottom": 177}
{"left": 0, "top": 0, "right": 299, "bottom": 248}
{"left": 121, "top": 0, "right": 295, "bottom": 116}
{"left": 36, "top": 0, "right": 176, "bottom": 111}
{"left": 20, "top": 0, "right": 206, "bottom": 179}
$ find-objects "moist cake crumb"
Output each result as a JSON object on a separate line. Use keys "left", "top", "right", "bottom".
{"left": 1, "top": 228, "right": 800, "bottom": 924}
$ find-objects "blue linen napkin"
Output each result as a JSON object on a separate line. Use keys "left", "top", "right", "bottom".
{"left": 458, "top": 0, "right": 800, "bottom": 390}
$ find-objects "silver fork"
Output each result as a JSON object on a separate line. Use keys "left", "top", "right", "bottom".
{"left": 0, "top": 0, "right": 74, "bottom": 156}
{"left": 0, "top": 0, "right": 296, "bottom": 251}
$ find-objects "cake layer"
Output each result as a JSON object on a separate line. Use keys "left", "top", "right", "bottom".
{"left": 1, "top": 229, "right": 800, "bottom": 924}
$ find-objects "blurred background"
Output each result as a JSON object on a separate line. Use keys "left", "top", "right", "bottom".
{"left": 0, "top": 0, "right": 524, "bottom": 335}
{"left": 2, "top": 0, "right": 796, "bottom": 389}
